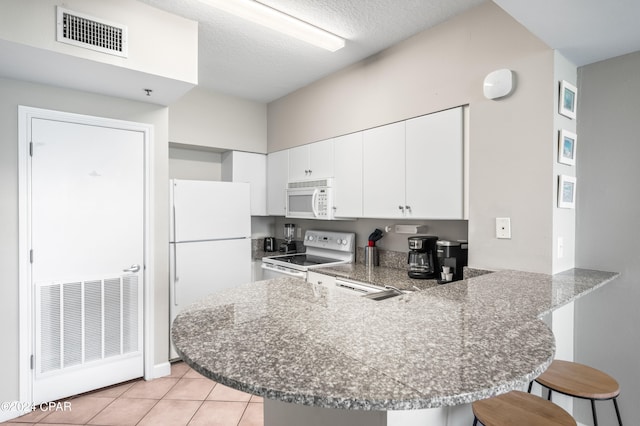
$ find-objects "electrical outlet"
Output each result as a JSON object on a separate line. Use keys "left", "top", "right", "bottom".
{"left": 496, "top": 217, "right": 511, "bottom": 239}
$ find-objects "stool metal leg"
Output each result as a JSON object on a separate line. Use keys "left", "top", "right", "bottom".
{"left": 472, "top": 416, "right": 479, "bottom": 426}
{"left": 591, "top": 399, "right": 598, "bottom": 426}
{"left": 527, "top": 381, "right": 533, "bottom": 393}
{"left": 613, "top": 397, "right": 623, "bottom": 426}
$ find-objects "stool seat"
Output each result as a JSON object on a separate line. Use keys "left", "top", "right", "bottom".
{"left": 472, "top": 390, "right": 576, "bottom": 426}
{"left": 536, "top": 360, "right": 620, "bottom": 400}
{"left": 534, "top": 360, "right": 623, "bottom": 426}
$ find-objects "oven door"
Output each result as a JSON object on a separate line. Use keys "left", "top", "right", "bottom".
{"left": 286, "top": 187, "right": 319, "bottom": 219}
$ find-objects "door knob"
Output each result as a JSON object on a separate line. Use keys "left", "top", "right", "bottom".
{"left": 123, "top": 264, "right": 141, "bottom": 273}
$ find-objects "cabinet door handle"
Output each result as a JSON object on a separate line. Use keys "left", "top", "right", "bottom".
{"left": 398, "top": 205, "right": 405, "bottom": 212}
{"left": 405, "top": 205, "right": 411, "bottom": 212}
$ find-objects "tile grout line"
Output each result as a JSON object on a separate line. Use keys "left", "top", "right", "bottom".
{"left": 236, "top": 401, "right": 251, "bottom": 426}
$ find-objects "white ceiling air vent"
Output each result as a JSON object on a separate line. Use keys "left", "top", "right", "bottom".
{"left": 56, "top": 7, "right": 128, "bottom": 58}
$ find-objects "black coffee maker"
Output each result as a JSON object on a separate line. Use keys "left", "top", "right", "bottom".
{"left": 407, "top": 236, "right": 439, "bottom": 279}
{"left": 436, "top": 240, "right": 468, "bottom": 283}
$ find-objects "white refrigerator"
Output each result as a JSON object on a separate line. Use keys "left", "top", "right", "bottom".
{"left": 169, "top": 179, "right": 252, "bottom": 359}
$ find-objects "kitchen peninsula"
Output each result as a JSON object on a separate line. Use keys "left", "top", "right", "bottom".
{"left": 171, "top": 269, "right": 618, "bottom": 426}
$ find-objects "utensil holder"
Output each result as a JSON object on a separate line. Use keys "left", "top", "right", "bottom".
{"left": 364, "top": 246, "right": 379, "bottom": 268}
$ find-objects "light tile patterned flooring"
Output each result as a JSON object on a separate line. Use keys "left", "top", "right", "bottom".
{"left": 4, "top": 362, "right": 263, "bottom": 426}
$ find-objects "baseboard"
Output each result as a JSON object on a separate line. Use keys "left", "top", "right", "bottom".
{"left": 151, "top": 361, "right": 171, "bottom": 379}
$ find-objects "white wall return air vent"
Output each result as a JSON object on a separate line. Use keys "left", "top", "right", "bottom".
{"left": 56, "top": 7, "right": 128, "bottom": 58}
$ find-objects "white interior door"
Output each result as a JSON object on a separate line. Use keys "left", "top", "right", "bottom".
{"left": 30, "top": 117, "right": 145, "bottom": 404}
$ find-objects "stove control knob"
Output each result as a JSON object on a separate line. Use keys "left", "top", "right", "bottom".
{"left": 342, "top": 240, "right": 348, "bottom": 245}
{"left": 307, "top": 235, "right": 314, "bottom": 241}
{"left": 336, "top": 238, "right": 342, "bottom": 244}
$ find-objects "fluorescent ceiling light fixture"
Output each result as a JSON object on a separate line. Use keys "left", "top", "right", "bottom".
{"left": 202, "top": 0, "right": 345, "bottom": 52}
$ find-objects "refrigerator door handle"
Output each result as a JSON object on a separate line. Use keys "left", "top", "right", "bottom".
{"left": 173, "top": 246, "right": 179, "bottom": 306}
{"left": 171, "top": 202, "right": 179, "bottom": 306}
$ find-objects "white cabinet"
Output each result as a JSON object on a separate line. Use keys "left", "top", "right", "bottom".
{"left": 288, "top": 139, "right": 334, "bottom": 181}
{"left": 267, "top": 150, "right": 288, "bottom": 215}
{"left": 406, "top": 107, "right": 463, "bottom": 219}
{"left": 362, "top": 107, "right": 464, "bottom": 219}
{"left": 222, "top": 151, "right": 267, "bottom": 216}
{"left": 333, "top": 132, "right": 363, "bottom": 218}
{"left": 362, "top": 121, "right": 406, "bottom": 218}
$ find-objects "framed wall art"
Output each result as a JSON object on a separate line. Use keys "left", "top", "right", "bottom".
{"left": 558, "top": 175, "right": 577, "bottom": 209}
{"left": 559, "top": 80, "right": 578, "bottom": 119}
{"left": 558, "top": 129, "right": 577, "bottom": 166}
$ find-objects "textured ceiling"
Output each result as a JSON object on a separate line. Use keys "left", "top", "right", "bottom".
{"left": 136, "top": 0, "right": 640, "bottom": 103}
{"left": 136, "top": 0, "right": 484, "bottom": 102}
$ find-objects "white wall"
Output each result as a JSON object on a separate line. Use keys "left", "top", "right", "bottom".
{"left": 267, "top": 2, "right": 556, "bottom": 273}
{"left": 0, "top": 77, "right": 169, "bottom": 406}
{"left": 0, "top": 0, "right": 198, "bottom": 83}
{"left": 575, "top": 51, "right": 640, "bottom": 425}
{"left": 169, "top": 87, "right": 268, "bottom": 153}
{"left": 552, "top": 52, "right": 577, "bottom": 273}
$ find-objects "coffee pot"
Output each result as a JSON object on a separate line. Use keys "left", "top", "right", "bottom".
{"left": 407, "top": 236, "right": 439, "bottom": 279}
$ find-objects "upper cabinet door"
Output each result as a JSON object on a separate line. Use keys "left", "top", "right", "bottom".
{"left": 221, "top": 151, "right": 267, "bottom": 216}
{"left": 405, "top": 107, "right": 463, "bottom": 219}
{"left": 308, "top": 138, "right": 334, "bottom": 179}
{"left": 288, "top": 145, "right": 309, "bottom": 181}
{"left": 267, "top": 150, "right": 289, "bottom": 216}
{"left": 362, "top": 121, "right": 406, "bottom": 218}
{"left": 288, "top": 139, "right": 334, "bottom": 181}
{"left": 333, "top": 132, "right": 363, "bottom": 218}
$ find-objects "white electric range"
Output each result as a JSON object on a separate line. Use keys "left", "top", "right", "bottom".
{"left": 261, "top": 230, "right": 355, "bottom": 280}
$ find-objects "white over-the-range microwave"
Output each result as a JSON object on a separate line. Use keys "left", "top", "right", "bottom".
{"left": 285, "top": 178, "right": 339, "bottom": 220}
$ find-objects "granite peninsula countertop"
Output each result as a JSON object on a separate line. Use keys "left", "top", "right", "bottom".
{"left": 310, "top": 263, "right": 440, "bottom": 291}
{"left": 171, "top": 268, "right": 619, "bottom": 411}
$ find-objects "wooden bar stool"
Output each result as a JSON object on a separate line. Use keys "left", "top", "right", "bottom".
{"left": 472, "top": 390, "right": 576, "bottom": 426}
{"left": 532, "top": 360, "right": 622, "bottom": 426}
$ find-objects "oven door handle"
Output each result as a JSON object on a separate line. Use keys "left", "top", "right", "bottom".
{"left": 335, "top": 278, "right": 382, "bottom": 294}
{"left": 261, "top": 263, "right": 306, "bottom": 279}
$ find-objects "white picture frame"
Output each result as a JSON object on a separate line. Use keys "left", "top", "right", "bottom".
{"left": 559, "top": 80, "right": 578, "bottom": 119}
{"left": 558, "top": 175, "right": 577, "bottom": 209}
{"left": 558, "top": 129, "right": 577, "bottom": 166}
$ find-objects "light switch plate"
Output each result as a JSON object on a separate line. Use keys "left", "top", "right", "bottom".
{"left": 496, "top": 217, "right": 511, "bottom": 239}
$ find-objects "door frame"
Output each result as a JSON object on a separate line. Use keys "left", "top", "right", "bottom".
{"left": 17, "top": 106, "right": 156, "bottom": 405}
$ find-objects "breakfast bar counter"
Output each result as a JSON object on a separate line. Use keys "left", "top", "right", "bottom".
{"left": 171, "top": 268, "right": 618, "bottom": 425}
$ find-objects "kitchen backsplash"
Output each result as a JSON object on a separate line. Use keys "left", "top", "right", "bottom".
{"left": 355, "top": 247, "right": 406, "bottom": 269}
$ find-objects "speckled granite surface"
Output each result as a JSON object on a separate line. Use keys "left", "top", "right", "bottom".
{"left": 313, "top": 263, "right": 439, "bottom": 291}
{"left": 172, "top": 268, "right": 618, "bottom": 411}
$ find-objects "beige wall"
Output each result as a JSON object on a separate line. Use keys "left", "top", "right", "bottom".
{"left": 0, "top": 77, "right": 169, "bottom": 404}
{"left": 169, "top": 87, "right": 268, "bottom": 153}
{"left": 267, "top": 2, "right": 556, "bottom": 273}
